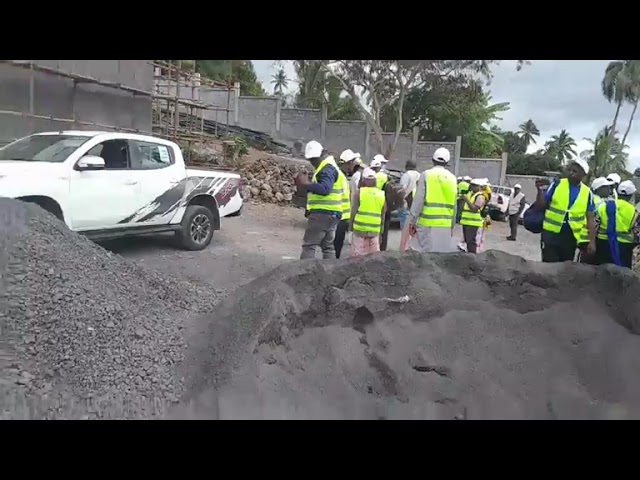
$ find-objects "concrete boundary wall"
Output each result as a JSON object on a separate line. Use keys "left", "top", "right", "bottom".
{"left": 0, "top": 60, "right": 154, "bottom": 144}
{"left": 458, "top": 154, "right": 508, "bottom": 186}
{"left": 150, "top": 78, "right": 510, "bottom": 182}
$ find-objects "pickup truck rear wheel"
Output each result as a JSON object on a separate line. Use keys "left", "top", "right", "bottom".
{"left": 177, "top": 205, "right": 215, "bottom": 251}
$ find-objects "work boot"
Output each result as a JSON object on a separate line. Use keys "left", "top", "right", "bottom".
{"left": 506, "top": 236, "right": 516, "bottom": 241}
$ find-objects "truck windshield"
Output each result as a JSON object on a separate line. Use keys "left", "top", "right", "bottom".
{"left": 0, "top": 135, "right": 91, "bottom": 162}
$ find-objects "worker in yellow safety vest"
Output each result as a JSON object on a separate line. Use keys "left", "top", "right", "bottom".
{"left": 533, "top": 158, "right": 596, "bottom": 263}
{"left": 369, "top": 154, "right": 389, "bottom": 190}
{"left": 594, "top": 180, "right": 639, "bottom": 268}
{"left": 333, "top": 148, "right": 359, "bottom": 259}
{"left": 349, "top": 168, "right": 386, "bottom": 256}
{"left": 295, "top": 140, "right": 343, "bottom": 260}
{"left": 400, "top": 147, "right": 457, "bottom": 253}
{"left": 456, "top": 176, "right": 471, "bottom": 224}
{"left": 459, "top": 178, "right": 488, "bottom": 254}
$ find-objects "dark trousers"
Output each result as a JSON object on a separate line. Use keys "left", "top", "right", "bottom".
{"left": 380, "top": 209, "right": 392, "bottom": 252}
{"left": 595, "top": 239, "right": 634, "bottom": 268}
{"left": 463, "top": 226, "right": 479, "bottom": 253}
{"left": 540, "top": 228, "right": 577, "bottom": 263}
{"left": 300, "top": 212, "right": 340, "bottom": 260}
{"left": 508, "top": 213, "right": 519, "bottom": 239}
{"left": 334, "top": 219, "right": 349, "bottom": 259}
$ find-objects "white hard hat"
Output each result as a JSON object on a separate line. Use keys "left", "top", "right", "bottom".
{"left": 514, "top": 183, "right": 522, "bottom": 189}
{"left": 373, "top": 154, "right": 388, "bottom": 164}
{"left": 618, "top": 180, "right": 637, "bottom": 196}
{"left": 362, "top": 168, "right": 377, "bottom": 179}
{"left": 470, "top": 178, "right": 487, "bottom": 187}
{"left": 463, "top": 176, "right": 472, "bottom": 182}
{"left": 571, "top": 158, "right": 589, "bottom": 175}
{"left": 591, "top": 177, "right": 613, "bottom": 191}
{"left": 339, "top": 149, "right": 356, "bottom": 162}
{"left": 457, "top": 176, "right": 463, "bottom": 181}
{"left": 353, "top": 152, "right": 361, "bottom": 159}
{"left": 433, "top": 147, "right": 451, "bottom": 164}
{"left": 370, "top": 157, "right": 384, "bottom": 168}
{"left": 606, "top": 173, "right": 622, "bottom": 184}
{"left": 304, "top": 140, "right": 323, "bottom": 159}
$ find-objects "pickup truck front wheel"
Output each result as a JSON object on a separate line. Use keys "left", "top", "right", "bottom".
{"left": 177, "top": 205, "right": 215, "bottom": 251}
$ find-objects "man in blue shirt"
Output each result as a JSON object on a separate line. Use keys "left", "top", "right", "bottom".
{"left": 534, "top": 159, "right": 596, "bottom": 263}
{"left": 296, "top": 140, "right": 342, "bottom": 259}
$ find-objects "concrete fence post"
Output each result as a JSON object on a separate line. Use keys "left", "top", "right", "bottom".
{"left": 275, "top": 97, "right": 282, "bottom": 134}
{"left": 411, "top": 126, "right": 419, "bottom": 163}
{"left": 500, "top": 152, "right": 508, "bottom": 185}
{"left": 233, "top": 82, "right": 240, "bottom": 124}
{"left": 320, "top": 103, "right": 327, "bottom": 141}
{"left": 453, "top": 136, "right": 462, "bottom": 176}
{"left": 364, "top": 123, "right": 371, "bottom": 161}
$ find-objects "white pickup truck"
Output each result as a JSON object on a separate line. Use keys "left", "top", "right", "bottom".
{"left": 0, "top": 131, "right": 243, "bottom": 250}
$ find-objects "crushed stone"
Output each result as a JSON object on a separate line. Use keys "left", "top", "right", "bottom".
{"left": 0, "top": 199, "right": 221, "bottom": 419}
{"left": 176, "top": 250, "right": 640, "bottom": 420}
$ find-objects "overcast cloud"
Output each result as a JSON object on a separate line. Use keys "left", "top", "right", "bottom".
{"left": 252, "top": 60, "right": 640, "bottom": 170}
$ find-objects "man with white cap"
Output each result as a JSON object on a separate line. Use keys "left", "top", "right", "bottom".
{"left": 349, "top": 168, "right": 386, "bottom": 256}
{"left": 533, "top": 158, "right": 596, "bottom": 263}
{"left": 332, "top": 149, "right": 360, "bottom": 259}
{"left": 459, "top": 178, "right": 488, "bottom": 253}
{"left": 370, "top": 154, "right": 389, "bottom": 190}
{"left": 401, "top": 147, "right": 457, "bottom": 253}
{"left": 296, "top": 140, "right": 343, "bottom": 259}
{"left": 606, "top": 173, "right": 622, "bottom": 199}
{"left": 591, "top": 177, "right": 614, "bottom": 208}
{"left": 506, "top": 183, "right": 526, "bottom": 241}
{"left": 594, "top": 180, "right": 639, "bottom": 268}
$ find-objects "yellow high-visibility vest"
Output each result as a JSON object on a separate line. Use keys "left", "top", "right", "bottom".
{"left": 417, "top": 168, "right": 457, "bottom": 228}
{"left": 543, "top": 178, "right": 590, "bottom": 242}
{"left": 338, "top": 170, "right": 351, "bottom": 221}
{"left": 375, "top": 171, "right": 388, "bottom": 190}
{"left": 353, "top": 186, "right": 385, "bottom": 234}
{"left": 597, "top": 198, "right": 636, "bottom": 244}
{"left": 460, "top": 191, "right": 485, "bottom": 227}
{"left": 307, "top": 156, "right": 342, "bottom": 214}
{"left": 580, "top": 194, "right": 608, "bottom": 243}
{"left": 457, "top": 181, "right": 470, "bottom": 195}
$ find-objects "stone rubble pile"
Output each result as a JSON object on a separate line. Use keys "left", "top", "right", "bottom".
{"left": 0, "top": 199, "right": 221, "bottom": 419}
{"left": 238, "top": 157, "right": 313, "bottom": 204}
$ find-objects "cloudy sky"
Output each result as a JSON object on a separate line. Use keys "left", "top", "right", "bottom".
{"left": 252, "top": 60, "right": 640, "bottom": 170}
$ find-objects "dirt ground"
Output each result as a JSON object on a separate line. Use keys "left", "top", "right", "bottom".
{"left": 104, "top": 203, "right": 542, "bottom": 294}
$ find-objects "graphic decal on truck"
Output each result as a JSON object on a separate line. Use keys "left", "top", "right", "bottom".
{"left": 118, "top": 175, "right": 240, "bottom": 224}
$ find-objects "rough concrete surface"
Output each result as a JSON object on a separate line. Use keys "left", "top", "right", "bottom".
{"left": 175, "top": 251, "right": 640, "bottom": 420}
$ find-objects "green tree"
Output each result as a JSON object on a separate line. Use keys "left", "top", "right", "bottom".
{"left": 195, "top": 60, "right": 266, "bottom": 96}
{"left": 271, "top": 68, "right": 289, "bottom": 95}
{"left": 544, "top": 129, "right": 577, "bottom": 164}
{"left": 517, "top": 119, "right": 540, "bottom": 147}
{"left": 501, "top": 130, "right": 527, "bottom": 155}
{"left": 507, "top": 151, "right": 562, "bottom": 176}
{"left": 291, "top": 60, "right": 361, "bottom": 121}
{"left": 602, "top": 60, "right": 630, "bottom": 143}
{"left": 317, "top": 60, "right": 527, "bottom": 158}
{"left": 579, "top": 126, "right": 629, "bottom": 180}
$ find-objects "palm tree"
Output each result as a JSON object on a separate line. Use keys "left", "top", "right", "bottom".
{"left": 517, "top": 119, "right": 540, "bottom": 147}
{"left": 579, "top": 126, "right": 628, "bottom": 180}
{"left": 602, "top": 61, "right": 630, "bottom": 141}
{"left": 271, "top": 68, "right": 289, "bottom": 96}
{"left": 620, "top": 60, "right": 640, "bottom": 147}
{"left": 544, "top": 129, "right": 577, "bottom": 164}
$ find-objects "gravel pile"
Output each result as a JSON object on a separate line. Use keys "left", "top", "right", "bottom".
{"left": 177, "top": 250, "right": 640, "bottom": 420}
{"left": 239, "top": 157, "right": 312, "bottom": 204}
{"left": 0, "top": 199, "right": 221, "bottom": 419}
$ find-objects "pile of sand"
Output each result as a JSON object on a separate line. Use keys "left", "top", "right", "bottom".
{"left": 177, "top": 251, "right": 640, "bottom": 420}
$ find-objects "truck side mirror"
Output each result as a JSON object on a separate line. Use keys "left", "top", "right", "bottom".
{"left": 76, "top": 155, "right": 106, "bottom": 171}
